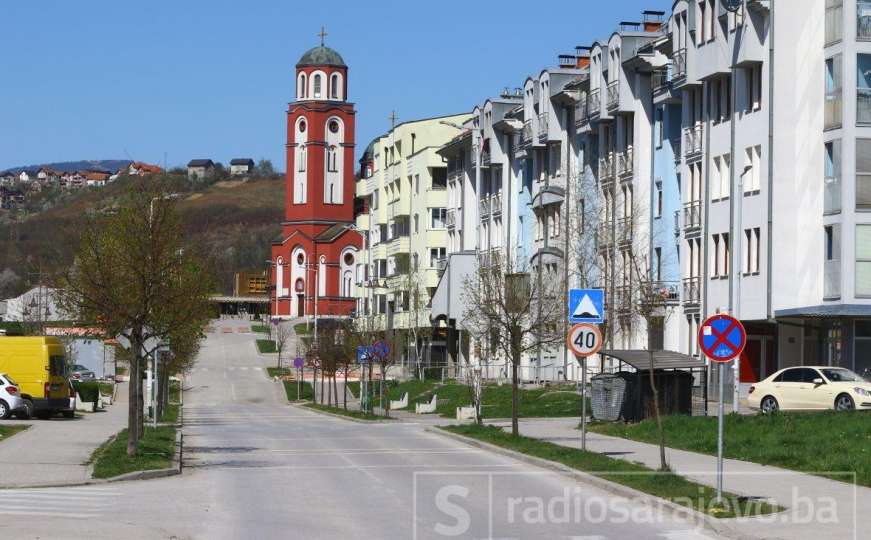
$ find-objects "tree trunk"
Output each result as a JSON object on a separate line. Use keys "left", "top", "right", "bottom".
{"left": 127, "top": 343, "right": 140, "bottom": 457}
{"left": 332, "top": 375, "right": 338, "bottom": 408}
{"left": 343, "top": 367, "right": 348, "bottom": 410}
{"left": 381, "top": 364, "right": 388, "bottom": 417}
{"left": 648, "top": 349, "right": 668, "bottom": 471}
{"left": 320, "top": 370, "right": 325, "bottom": 406}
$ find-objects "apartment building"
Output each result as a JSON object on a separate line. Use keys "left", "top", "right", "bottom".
{"left": 354, "top": 113, "right": 470, "bottom": 373}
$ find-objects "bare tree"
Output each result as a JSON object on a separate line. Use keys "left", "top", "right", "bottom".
{"left": 461, "top": 252, "right": 564, "bottom": 436}
{"left": 402, "top": 265, "right": 433, "bottom": 380}
{"left": 274, "top": 322, "right": 293, "bottom": 370}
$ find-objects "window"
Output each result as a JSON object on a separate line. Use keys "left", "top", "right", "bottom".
{"left": 711, "top": 233, "right": 729, "bottom": 278}
{"left": 857, "top": 139, "right": 871, "bottom": 210}
{"left": 825, "top": 55, "right": 843, "bottom": 129}
{"left": 413, "top": 214, "right": 419, "bottom": 233}
{"left": 327, "top": 146, "right": 338, "bottom": 172}
{"left": 746, "top": 65, "right": 762, "bottom": 112}
{"left": 858, "top": 0, "right": 871, "bottom": 41}
{"left": 298, "top": 74, "right": 307, "bottom": 99}
{"left": 744, "top": 227, "right": 761, "bottom": 274}
{"left": 429, "top": 247, "right": 446, "bottom": 267}
{"left": 551, "top": 206, "right": 561, "bottom": 238}
{"left": 711, "top": 156, "right": 722, "bottom": 200}
{"left": 744, "top": 146, "right": 761, "bottom": 194}
{"left": 415, "top": 174, "right": 420, "bottom": 194}
{"left": 825, "top": 225, "right": 836, "bottom": 261}
{"left": 297, "top": 145, "right": 307, "bottom": 172}
{"left": 655, "top": 181, "right": 663, "bottom": 218}
{"left": 656, "top": 108, "right": 664, "bottom": 148}
{"left": 856, "top": 320, "right": 871, "bottom": 376}
{"left": 313, "top": 74, "right": 322, "bottom": 98}
{"left": 826, "top": 0, "right": 843, "bottom": 44}
{"left": 372, "top": 189, "right": 379, "bottom": 210}
{"left": 858, "top": 55, "right": 871, "bottom": 124}
{"left": 430, "top": 208, "right": 447, "bottom": 229}
{"left": 720, "top": 154, "right": 731, "bottom": 198}
{"left": 330, "top": 73, "right": 339, "bottom": 99}
{"left": 825, "top": 140, "right": 842, "bottom": 214}
{"left": 857, "top": 225, "right": 871, "bottom": 296}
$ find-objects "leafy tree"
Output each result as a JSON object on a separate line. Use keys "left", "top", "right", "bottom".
{"left": 256, "top": 159, "right": 275, "bottom": 176}
{"left": 59, "top": 177, "right": 213, "bottom": 456}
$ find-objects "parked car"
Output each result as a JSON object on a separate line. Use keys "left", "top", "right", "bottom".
{"left": 748, "top": 366, "right": 871, "bottom": 413}
{"left": 0, "top": 337, "right": 70, "bottom": 419}
{"left": 68, "top": 364, "right": 96, "bottom": 381}
{"left": 0, "top": 373, "right": 26, "bottom": 419}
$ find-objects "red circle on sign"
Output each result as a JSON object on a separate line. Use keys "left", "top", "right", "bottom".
{"left": 698, "top": 314, "right": 747, "bottom": 363}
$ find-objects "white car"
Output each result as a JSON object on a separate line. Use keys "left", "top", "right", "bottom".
{"left": 0, "top": 373, "right": 26, "bottom": 420}
{"left": 748, "top": 366, "right": 871, "bottom": 413}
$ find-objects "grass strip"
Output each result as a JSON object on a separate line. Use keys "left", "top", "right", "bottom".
{"left": 267, "top": 367, "right": 292, "bottom": 378}
{"left": 251, "top": 324, "right": 269, "bottom": 334}
{"left": 255, "top": 339, "right": 277, "bottom": 353}
{"left": 588, "top": 411, "right": 871, "bottom": 487}
{"left": 442, "top": 424, "right": 781, "bottom": 519}
{"left": 305, "top": 402, "right": 395, "bottom": 421}
{"left": 0, "top": 425, "right": 28, "bottom": 442}
{"left": 283, "top": 380, "right": 314, "bottom": 401}
{"left": 90, "top": 426, "right": 176, "bottom": 479}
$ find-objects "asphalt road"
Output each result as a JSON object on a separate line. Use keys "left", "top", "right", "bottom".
{"left": 0, "top": 320, "right": 722, "bottom": 540}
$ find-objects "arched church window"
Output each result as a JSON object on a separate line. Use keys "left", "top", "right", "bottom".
{"left": 296, "top": 252, "right": 305, "bottom": 266}
{"left": 330, "top": 74, "right": 339, "bottom": 99}
{"left": 298, "top": 145, "right": 307, "bottom": 172}
{"left": 299, "top": 119, "right": 306, "bottom": 133}
{"left": 329, "top": 120, "right": 339, "bottom": 133}
{"left": 327, "top": 145, "right": 338, "bottom": 172}
{"left": 298, "top": 74, "right": 307, "bottom": 99}
{"left": 313, "top": 74, "right": 322, "bottom": 98}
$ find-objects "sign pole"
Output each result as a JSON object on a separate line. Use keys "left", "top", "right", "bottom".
{"left": 717, "top": 361, "right": 725, "bottom": 504}
{"left": 580, "top": 354, "right": 587, "bottom": 451}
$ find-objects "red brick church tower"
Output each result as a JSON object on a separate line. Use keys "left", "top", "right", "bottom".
{"left": 270, "top": 35, "right": 361, "bottom": 319}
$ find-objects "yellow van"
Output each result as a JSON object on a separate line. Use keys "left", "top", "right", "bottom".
{"left": 0, "top": 337, "right": 72, "bottom": 419}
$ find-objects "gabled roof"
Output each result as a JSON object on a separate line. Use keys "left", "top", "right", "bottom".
{"left": 230, "top": 158, "right": 254, "bottom": 166}
{"left": 187, "top": 159, "right": 214, "bottom": 168}
{"left": 314, "top": 223, "right": 352, "bottom": 242}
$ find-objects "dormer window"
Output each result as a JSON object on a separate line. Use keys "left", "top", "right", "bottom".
{"left": 313, "top": 74, "right": 322, "bottom": 98}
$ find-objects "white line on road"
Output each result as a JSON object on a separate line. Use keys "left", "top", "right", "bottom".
{"left": 231, "top": 384, "right": 237, "bottom": 401}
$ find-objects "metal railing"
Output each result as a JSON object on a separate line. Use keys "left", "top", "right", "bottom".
{"left": 652, "top": 69, "right": 669, "bottom": 93}
{"left": 683, "top": 201, "right": 701, "bottom": 230}
{"left": 538, "top": 112, "right": 549, "bottom": 140}
{"left": 642, "top": 281, "right": 680, "bottom": 304}
{"left": 606, "top": 80, "right": 620, "bottom": 110}
{"left": 588, "top": 89, "right": 601, "bottom": 117}
{"left": 479, "top": 197, "right": 490, "bottom": 219}
{"left": 575, "top": 96, "right": 588, "bottom": 126}
{"left": 673, "top": 48, "right": 687, "bottom": 80}
{"left": 521, "top": 120, "right": 533, "bottom": 146}
{"left": 682, "top": 277, "right": 700, "bottom": 305}
{"left": 598, "top": 154, "right": 615, "bottom": 181}
{"left": 617, "top": 147, "right": 634, "bottom": 177}
{"left": 491, "top": 192, "right": 502, "bottom": 215}
{"left": 683, "top": 125, "right": 703, "bottom": 157}
{"left": 617, "top": 216, "right": 633, "bottom": 244}
{"left": 597, "top": 222, "right": 613, "bottom": 248}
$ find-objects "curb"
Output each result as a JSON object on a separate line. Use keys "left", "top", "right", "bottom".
{"left": 426, "top": 427, "right": 767, "bottom": 540}
{"left": 290, "top": 402, "right": 395, "bottom": 424}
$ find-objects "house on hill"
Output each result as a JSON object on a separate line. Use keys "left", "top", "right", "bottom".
{"left": 0, "top": 186, "right": 25, "bottom": 209}
{"left": 187, "top": 159, "right": 215, "bottom": 180}
{"left": 128, "top": 161, "right": 162, "bottom": 176}
{"left": 18, "top": 171, "right": 32, "bottom": 183}
{"left": 37, "top": 168, "right": 62, "bottom": 183}
{"left": 0, "top": 172, "right": 15, "bottom": 185}
{"left": 82, "top": 170, "right": 111, "bottom": 187}
{"left": 230, "top": 158, "right": 254, "bottom": 176}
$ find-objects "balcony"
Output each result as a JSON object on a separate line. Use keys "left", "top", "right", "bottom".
{"left": 537, "top": 113, "right": 548, "bottom": 142}
{"left": 617, "top": 148, "right": 634, "bottom": 177}
{"left": 446, "top": 208, "right": 461, "bottom": 229}
{"left": 491, "top": 192, "right": 502, "bottom": 215}
{"left": 575, "top": 97, "right": 589, "bottom": 127}
{"left": 606, "top": 80, "right": 620, "bottom": 111}
{"left": 858, "top": 88, "right": 871, "bottom": 125}
{"left": 436, "top": 257, "right": 448, "bottom": 276}
{"left": 673, "top": 49, "right": 687, "bottom": 80}
{"left": 652, "top": 69, "right": 669, "bottom": 94}
{"left": 682, "top": 277, "right": 700, "bottom": 305}
{"left": 448, "top": 168, "right": 462, "bottom": 183}
{"left": 825, "top": 176, "right": 841, "bottom": 214}
{"left": 617, "top": 216, "right": 633, "bottom": 245}
{"left": 598, "top": 155, "right": 615, "bottom": 184}
{"left": 613, "top": 285, "right": 632, "bottom": 313}
{"left": 481, "top": 150, "right": 491, "bottom": 167}
{"left": 824, "top": 259, "right": 841, "bottom": 300}
{"left": 520, "top": 120, "right": 533, "bottom": 147}
{"left": 825, "top": 89, "right": 843, "bottom": 130}
{"left": 683, "top": 125, "right": 703, "bottom": 158}
{"left": 479, "top": 197, "right": 490, "bottom": 219}
{"left": 683, "top": 201, "right": 701, "bottom": 231}
{"left": 588, "top": 89, "right": 601, "bottom": 118}
{"left": 642, "top": 281, "right": 680, "bottom": 305}
{"left": 597, "top": 222, "right": 613, "bottom": 248}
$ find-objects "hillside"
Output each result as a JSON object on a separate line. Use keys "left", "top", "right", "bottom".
{"left": 0, "top": 174, "right": 285, "bottom": 298}
{"left": 1, "top": 159, "right": 132, "bottom": 174}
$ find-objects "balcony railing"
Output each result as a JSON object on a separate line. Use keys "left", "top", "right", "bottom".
{"left": 588, "top": 89, "right": 601, "bottom": 117}
{"left": 436, "top": 257, "right": 448, "bottom": 276}
{"left": 682, "top": 277, "right": 700, "bottom": 305}
{"left": 683, "top": 201, "right": 701, "bottom": 231}
{"left": 613, "top": 285, "right": 632, "bottom": 313}
{"left": 858, "top": 88, "right": 871, "bottom": 124}
{"left": 825, "top": 89, "right": 843, "bottom": 129}
{"left": 606, "top": 80, "right": 620, "bottom": 110}
{"left": 683, "top": 125, "right": 703, "bottom": 157}
{"left": 597, "top": 222, "right": 613, "bottom": 248}
{"left": 673, "top": 48, "right": 687, "bottom": 80}
{"left": 617, "top": 216, "right": 633, "bottom": 244}
{"left": 491, "top": 192, "right": 502, "bottom": 215}
{"left": 642, "top": 281, "right": 680, "bottom": 305}
{"left": 575, "top": 97, "right": 589, "bottom": 126}
{"left": 521, "top": 120, "right": 533, "bottom": 146}
{"left": 481, "top": 150, "right": 491, "bottom": 166}
{"left": 538, "top": 112, "right": 549, "bottom": 141}
{"left": 598, "top": 154, "right": 615, "bottom": 182}
{"left": 652, "top": 69, "right": 669, "bottom": 93}
{"left": 479, "top": 197, "right": 490, "bottom": 219}
{"left": 825, "top": 175, "right": 841, "bottom": 214}
{"left": 824, "top": 259, "right": 841, "bottom": 299}
{"left": 617, "top": 148, "right": 634, "bottom": 177}
{"left": 446, "top": 208, "right": 458, "bottom": 228}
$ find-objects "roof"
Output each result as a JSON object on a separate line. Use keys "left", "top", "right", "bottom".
{"left": 297, "top": 45, "right": 346, "bottom": 68}
{"left": 82, "top": 171, "right": 110, "bottom": 180}
{"left": 599, "top": 350, "right": 707, "bottom": 371}
{"left": 131, "top": 161, "right": 162, "bottom": 173}
{"left": 230, "top": 158, "right": 254, "bottom": 166}
{"left": 360, "top": 139, "right": 376, "bottom": 161}
{"left": 187, "top": 159, "right": 214, "bottom": 168}
{"left": 314, "top": 223, "right": 352, "bottom": 242}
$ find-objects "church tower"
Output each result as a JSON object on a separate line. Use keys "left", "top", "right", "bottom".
{"left": 271, "top": 32, "right": 361, "bottom": 319}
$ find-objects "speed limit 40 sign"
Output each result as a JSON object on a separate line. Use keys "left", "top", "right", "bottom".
{"left": 567, "top": 323, "right": 603, "bottom": 358}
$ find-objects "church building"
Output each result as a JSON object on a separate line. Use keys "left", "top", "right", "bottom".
{"left": 270, "top": 38, "right": 361, "bottom": 319}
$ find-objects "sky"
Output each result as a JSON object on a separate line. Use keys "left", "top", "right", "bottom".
{"left": 0, "top": 0, "right": 670, "bottom": 172}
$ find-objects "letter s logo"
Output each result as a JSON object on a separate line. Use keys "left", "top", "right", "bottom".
{"left": 434, "top": 485, "right": 471, "bottom": 537}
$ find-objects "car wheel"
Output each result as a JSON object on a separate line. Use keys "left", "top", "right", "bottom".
{"left": 0, "top": 400, "right": 9, "bottom": 420}
{"left": 761, "top": 396, "right": 779, "bottom": 414}
{"left": 16, "top": 399, "right": 33, "bottom": 420}
{"left": 835, "top": 394, "right": 855, "bottom": 411}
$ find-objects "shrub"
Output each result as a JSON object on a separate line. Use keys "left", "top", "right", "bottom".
{"left": 73, "top": 381, "right": 100, "bottom": 403}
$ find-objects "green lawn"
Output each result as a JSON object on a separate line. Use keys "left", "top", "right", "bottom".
{"left": 0, "top": 425, "right": 28, "bottom": 442}
{"left": 293, "top": 323, "right": 309, "bottom": 335}
{"left": 382, "top": 380, "right": 587, "bottom": 418}
{"left": 443, "top": 424, "right": 780, "bottom": 519}
{"left": 305, "top": 403, "right": 395, "bottom": 421}
{"left": 266, "top": 367, "right": 291, "bottom": 378}
{"left": 282, "top": 380, "right": 314, "bottom": 401}
{"left": 589, "top": 412, "right": 871, "bottom": 487}
{"left": 97, "top": 382, "right": 115, "bottom": 396}
{"left": 251, "top": 324, "right": 269, "bottom": 334}
{"left": 160, "top": 381, "right": 181, "bottom": 424}
{"left": 256, "top": 339, "right": 277, "bottom": 353}
{"left": 90, "top": 426, "right": 177, "bottom": 479}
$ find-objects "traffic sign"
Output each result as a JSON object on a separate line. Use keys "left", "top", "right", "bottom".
{"left": 372, "top": 340, "right": 390, "bottom": 360}
{"left": 356, "top": 346, "right": 372, "bottom": 364}
{"left": 293, "top": 357, "right": 304, "bottom": 369}
{"left": 568, "top": 289, "right": 605, "bottom": 324}
{"left": 698, "top": 314, "right": 746, "bottom": 363}
{"left": 566, "top": 323, "right": 603, "bottom": 358}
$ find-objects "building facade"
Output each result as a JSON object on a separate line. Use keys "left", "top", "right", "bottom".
{"left": 270, "top": 42, "right": 361, "bottom": 320}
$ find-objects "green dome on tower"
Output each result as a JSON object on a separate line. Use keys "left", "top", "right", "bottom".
{"left": 296, "top": 45, "right": 346, "bottom": 68}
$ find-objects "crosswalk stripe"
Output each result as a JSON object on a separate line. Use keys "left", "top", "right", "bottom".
{"left": 0, "top": 509, "right": 101, "bottom": 518}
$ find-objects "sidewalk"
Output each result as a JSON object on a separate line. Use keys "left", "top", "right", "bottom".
{"left": 0, "top": 383, "right": 129, "bottom": 487}
{"left": 490, "top": 417, "right": 865, "bottom": 540}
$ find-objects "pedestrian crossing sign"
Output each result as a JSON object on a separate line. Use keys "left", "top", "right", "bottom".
{"left": 568, "top": 289, "right": 605, "bottom": 324}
